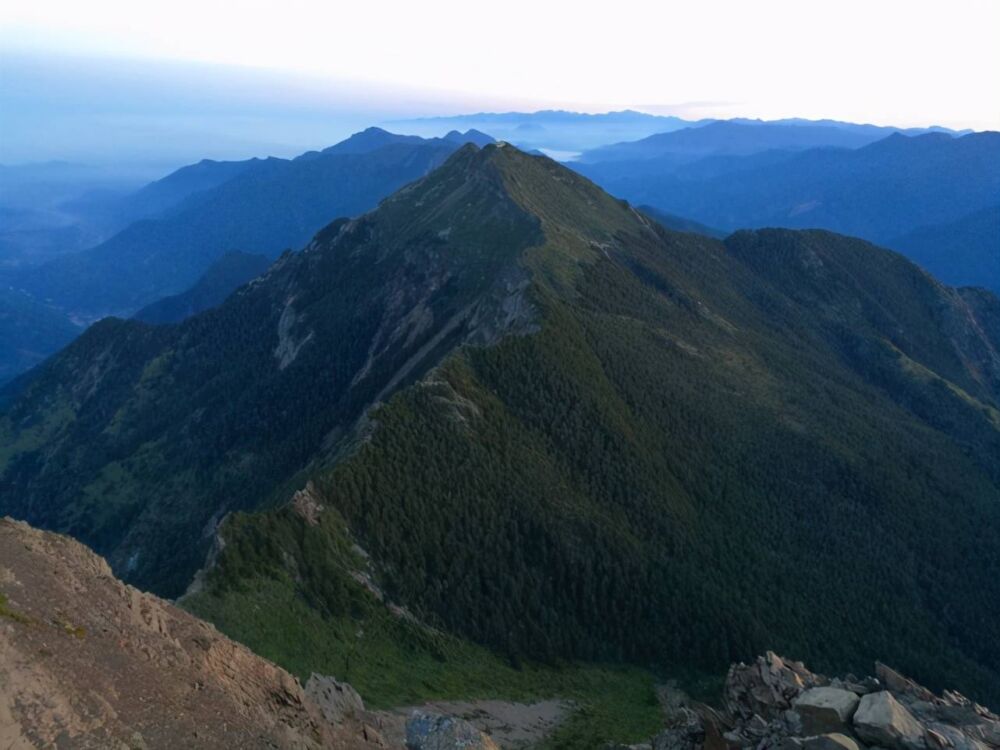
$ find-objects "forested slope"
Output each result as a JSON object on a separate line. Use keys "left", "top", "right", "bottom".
{"left": 3, "top": 144, "right": 999, "bottom": 707}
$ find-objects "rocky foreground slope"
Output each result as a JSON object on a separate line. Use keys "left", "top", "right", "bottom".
{"left": 2, "top": 517, "right": 998, "bottom": 750}
{"left": 0, "top": 517, "right": 500, "bottom": 749}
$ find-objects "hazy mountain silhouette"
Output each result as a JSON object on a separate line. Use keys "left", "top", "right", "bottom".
{"left": 577, "top": 131, "right": 1000, "bottom": 290}
{"left": 577, "top": 121, "right": 912, "bottom": 163}
{"left": 889, "top": 205, "right": 1000, "bottom": 293}
{"left": 133, "top": 251, "right": 272, "bottom": 324}
{"left": 10, "top": 129, "right": 493, "bottom": 318}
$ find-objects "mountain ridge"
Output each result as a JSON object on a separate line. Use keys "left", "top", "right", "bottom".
{"left": 390, "top": 111, "right": 969, "bottom": 154}
{"left": 2, "top": 143, "right": 1000, "bottom": 706}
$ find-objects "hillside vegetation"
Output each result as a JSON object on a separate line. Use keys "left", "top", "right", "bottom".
{"left": 2, "top": 144, "right": 999, "bottom": 711}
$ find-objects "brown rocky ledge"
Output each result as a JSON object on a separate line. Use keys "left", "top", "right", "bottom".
{"left": 0, "top": 516, "right": 393, "bottom": 749}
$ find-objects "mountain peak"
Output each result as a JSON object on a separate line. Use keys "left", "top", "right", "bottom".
{"left": 442, "top": 128, "right": 496, "bottom": 147}
{"left": 377, "top": 141, "right": 642, "bottom": 259}
{"left": 318, "top": 127, "right": 429, "bottom": 157}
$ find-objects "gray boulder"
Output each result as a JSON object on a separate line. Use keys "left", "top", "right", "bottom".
{"left": 854, "top": 692, "right": 926, "bottom": 750}
{"left": 405, "top": 711, "right": 499, "bottom": 750}
{"left": 794, "top": 688, "right": 861, "bottom": 734}
{"left": 802, "top": 733, "right": 862, "bottom": 750}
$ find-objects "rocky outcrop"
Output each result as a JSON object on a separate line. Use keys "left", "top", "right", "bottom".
{"left": 794, "top": 688, "right": 860, "bottom": 734}
{"left": 623, "top": 654, "right": 998, "bottom": 750}
{"left": 725, "top": 652, "right": 826, "bottom": 721}
{"left": 292, "top": 482, "right": 325, "bottom": 526}
{"left": 0, "top": 517, "right": 387, "bottom": 749}
{"left": 305, "top": 674, "right": 367, "bottom": 724}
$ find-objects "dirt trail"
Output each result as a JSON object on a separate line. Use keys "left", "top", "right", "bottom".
{"left": 377, "top": 699, "right": 573, "bottom": 748}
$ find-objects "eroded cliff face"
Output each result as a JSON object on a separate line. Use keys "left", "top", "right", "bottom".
{"left": 0, "top": 516, "right": 388, "bottom": 749}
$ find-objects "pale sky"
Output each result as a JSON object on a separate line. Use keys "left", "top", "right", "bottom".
{"left": 2, "top": 0, "right": 999, "bottom": 162}
{"left": 5, "top": 0, "right": 1000, "bottom": 129}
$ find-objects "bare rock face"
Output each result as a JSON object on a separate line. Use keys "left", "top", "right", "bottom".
{"left": 306, "top": 673, "right": 367, "bottom": 724}
{"left": 404, "top": 711, "right": 499, "bottom": 750}
{"left": 0, "top": 517, "right": 384, "bottom": 749}
{"left": 853, "top": 692, "right": 927, "bottom": 750}
{"left": 292, "top": 482, "right": 325, "bottom": 526}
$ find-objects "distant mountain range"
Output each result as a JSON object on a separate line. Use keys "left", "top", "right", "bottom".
{"left": 889, "top": 205, "right": 1000, "bottom": 293}
{"left": 576, "top": 130, "right": 1000, "bottom": 292}
{"left": 8, "top": 128, "right": 493, "bottom": 320}
{"left": 1, "top": 117, "right": 994, "bottom": 391}
{"left": 111, "top": 157, "right": 266, "bottom": 224}
{"left": 0, "top": 287, "right": 81, "bottom": 384}
{"left": 0, "top": 128, "right": 495, "bottom": 385}
{"left": 390, "top": 110, "right": 969, "bottom": 155}
{"left": 576, "top": 121, "right": 902, "bottom": 163}
{"left": 3, "top": 144, "right": 999, "bottom": 709}
{"left": 0, "top": 162, "right": 150, "bottom": 269}
{"left": 296, "top": 127, "right": 495, "bottom": 160}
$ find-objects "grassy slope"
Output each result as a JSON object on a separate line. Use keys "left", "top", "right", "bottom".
{"left": 183, "top": 506, "right": 667, "bottom": 748}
